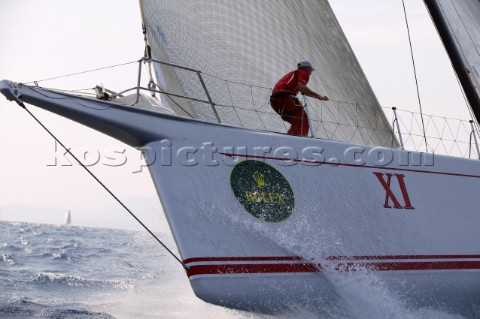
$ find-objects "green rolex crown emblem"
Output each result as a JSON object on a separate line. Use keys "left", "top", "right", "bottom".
{"left": 230, "top": 160, "right": 295, "bottom": 222}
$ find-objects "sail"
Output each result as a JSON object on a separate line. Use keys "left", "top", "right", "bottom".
{"left": 65, "top": 210, "right": 71, "bottom": 226}
{"left": 140, "top": 0, "right": 398, "bottom": 147}
{"left": 425, "top": 0, "right": 480, "bottom": 123}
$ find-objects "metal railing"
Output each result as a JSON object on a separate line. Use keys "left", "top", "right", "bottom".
{"left": 390, "top": 107, "right": 480, "bottom": 159}
{"left": 36, "top": 57, "right": 480, "bottom": 160}
{"left": 128, "top": 58, "right": 480, "bottom": 159}
{"left": 134, "top": 58, "right": 220, "bottom": 122}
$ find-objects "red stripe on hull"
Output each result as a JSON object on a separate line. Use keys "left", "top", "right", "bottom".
{"left": 219, "top": 152, "right": 480, "bottom": 179}
{"left": 184, "top": 256, "right": 480, "bottom": 277}
{"left": 187, "top": 263, "right": 320, "bottom": 277}
{"left": 326, "top": 254, "right": 480, "bottom": 261}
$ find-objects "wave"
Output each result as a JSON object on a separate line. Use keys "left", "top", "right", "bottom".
{"left": 1, "top": 254, "right": 16, "bottom": 265}
{"left": 33, "top": 272, "right": 134, "bottom": 290}
{"left": 0, "top": 299, "right": 115, "bottom": 319}
{"left": 217, "top": 205, "right": 472, "bottom": 318}
{"left": 1, "top": 243, "right": 22, "bottom": 252}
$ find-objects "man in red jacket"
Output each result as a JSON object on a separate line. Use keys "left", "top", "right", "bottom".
{"left": 270, "top": 61, "right": 329, "bottom": 136}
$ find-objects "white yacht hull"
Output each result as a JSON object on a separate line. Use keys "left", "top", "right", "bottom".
{"left": 2, "top": 81, "right": 480, "bottom": 313}
{"left": 146, "top": 119, "right": 480, "bottom": 312}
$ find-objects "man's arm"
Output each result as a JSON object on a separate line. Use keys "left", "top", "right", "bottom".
{"left": 298, "top": 83, "right": 329, "bottom": 101}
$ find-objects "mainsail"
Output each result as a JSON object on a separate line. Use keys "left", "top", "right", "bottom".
{"left": 140, "top": 0, "right": 398, "bottom": 147}
{"left": 425, "top": 0, "right": 480, "bottom": 123}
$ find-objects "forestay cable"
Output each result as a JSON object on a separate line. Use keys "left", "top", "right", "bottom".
{"left": 21, "top": 106, "right": 188, "bottom": 271}
{"left": 401, "top": 0, "right": 429, "bottom": 152}
{"left": 25, "top": 60, "right": 138, "bottom": 85}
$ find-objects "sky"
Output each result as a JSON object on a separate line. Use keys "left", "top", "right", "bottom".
{"left": 0, "top": 0, "right": 471, "bottom": 229}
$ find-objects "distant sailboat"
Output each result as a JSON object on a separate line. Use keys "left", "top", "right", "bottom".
{"left": 64, "top": 210, "right": 71, "bottom": 226}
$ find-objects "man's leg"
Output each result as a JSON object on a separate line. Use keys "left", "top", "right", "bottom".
{"left": 287, "top": 109, "right": 309, "bottom": 136}
{"left": 270, "top": 97, "right": 288, "bottom": 117}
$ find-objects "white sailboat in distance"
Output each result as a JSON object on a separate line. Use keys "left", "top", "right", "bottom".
{"left": 64, "top": 210, "right": 71, "bottom": 226}
{"left": 2, "top": 0, "right": 480, "bottom": 316}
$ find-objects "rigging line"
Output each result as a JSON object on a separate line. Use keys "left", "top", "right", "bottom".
{"left": 25, "top": 60, "right": 138, "bottom": 84}
{"left": 21, "top": 106, "right": 189, "bottom": 271}
{"left": 140, "top": 15, "right": 158, "bottom": 101}
{"left": 137, "top": 14, "right": 194, "bottom": 119}
{"left": 401, "top": 0, "right": 429, "bottom": 153}
{"left": 27, "top": 86, "right": 111, "bottom": 111}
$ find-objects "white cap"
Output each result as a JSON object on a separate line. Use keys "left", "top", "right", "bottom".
{"left": 297, "top": 60, "right": 314, "bottom": 71}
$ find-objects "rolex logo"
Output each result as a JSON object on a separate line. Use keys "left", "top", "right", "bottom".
{"left": 253, "top": 171, "right": 265, "bottom": 187}
{"left": 231, "top": 160, "right": 295, "bottom": 223}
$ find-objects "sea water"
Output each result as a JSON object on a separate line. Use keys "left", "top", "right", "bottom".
{"left": 0, "top": 221, "right": 472, "bottom": 319}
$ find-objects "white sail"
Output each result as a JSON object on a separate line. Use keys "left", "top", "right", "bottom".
{"left": 140, "top": 0, "right": 398, "bottom": 147}
{"left": 64, "top": 210, "right": 71, "bottom": 226}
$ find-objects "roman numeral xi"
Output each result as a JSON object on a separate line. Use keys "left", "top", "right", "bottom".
{"left": 373, "top": 172, "right": 414, "bottom": 209}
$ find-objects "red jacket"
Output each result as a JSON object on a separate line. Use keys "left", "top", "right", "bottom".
{"left": 272, "top": 68, "right": 310, "bottom": 95}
